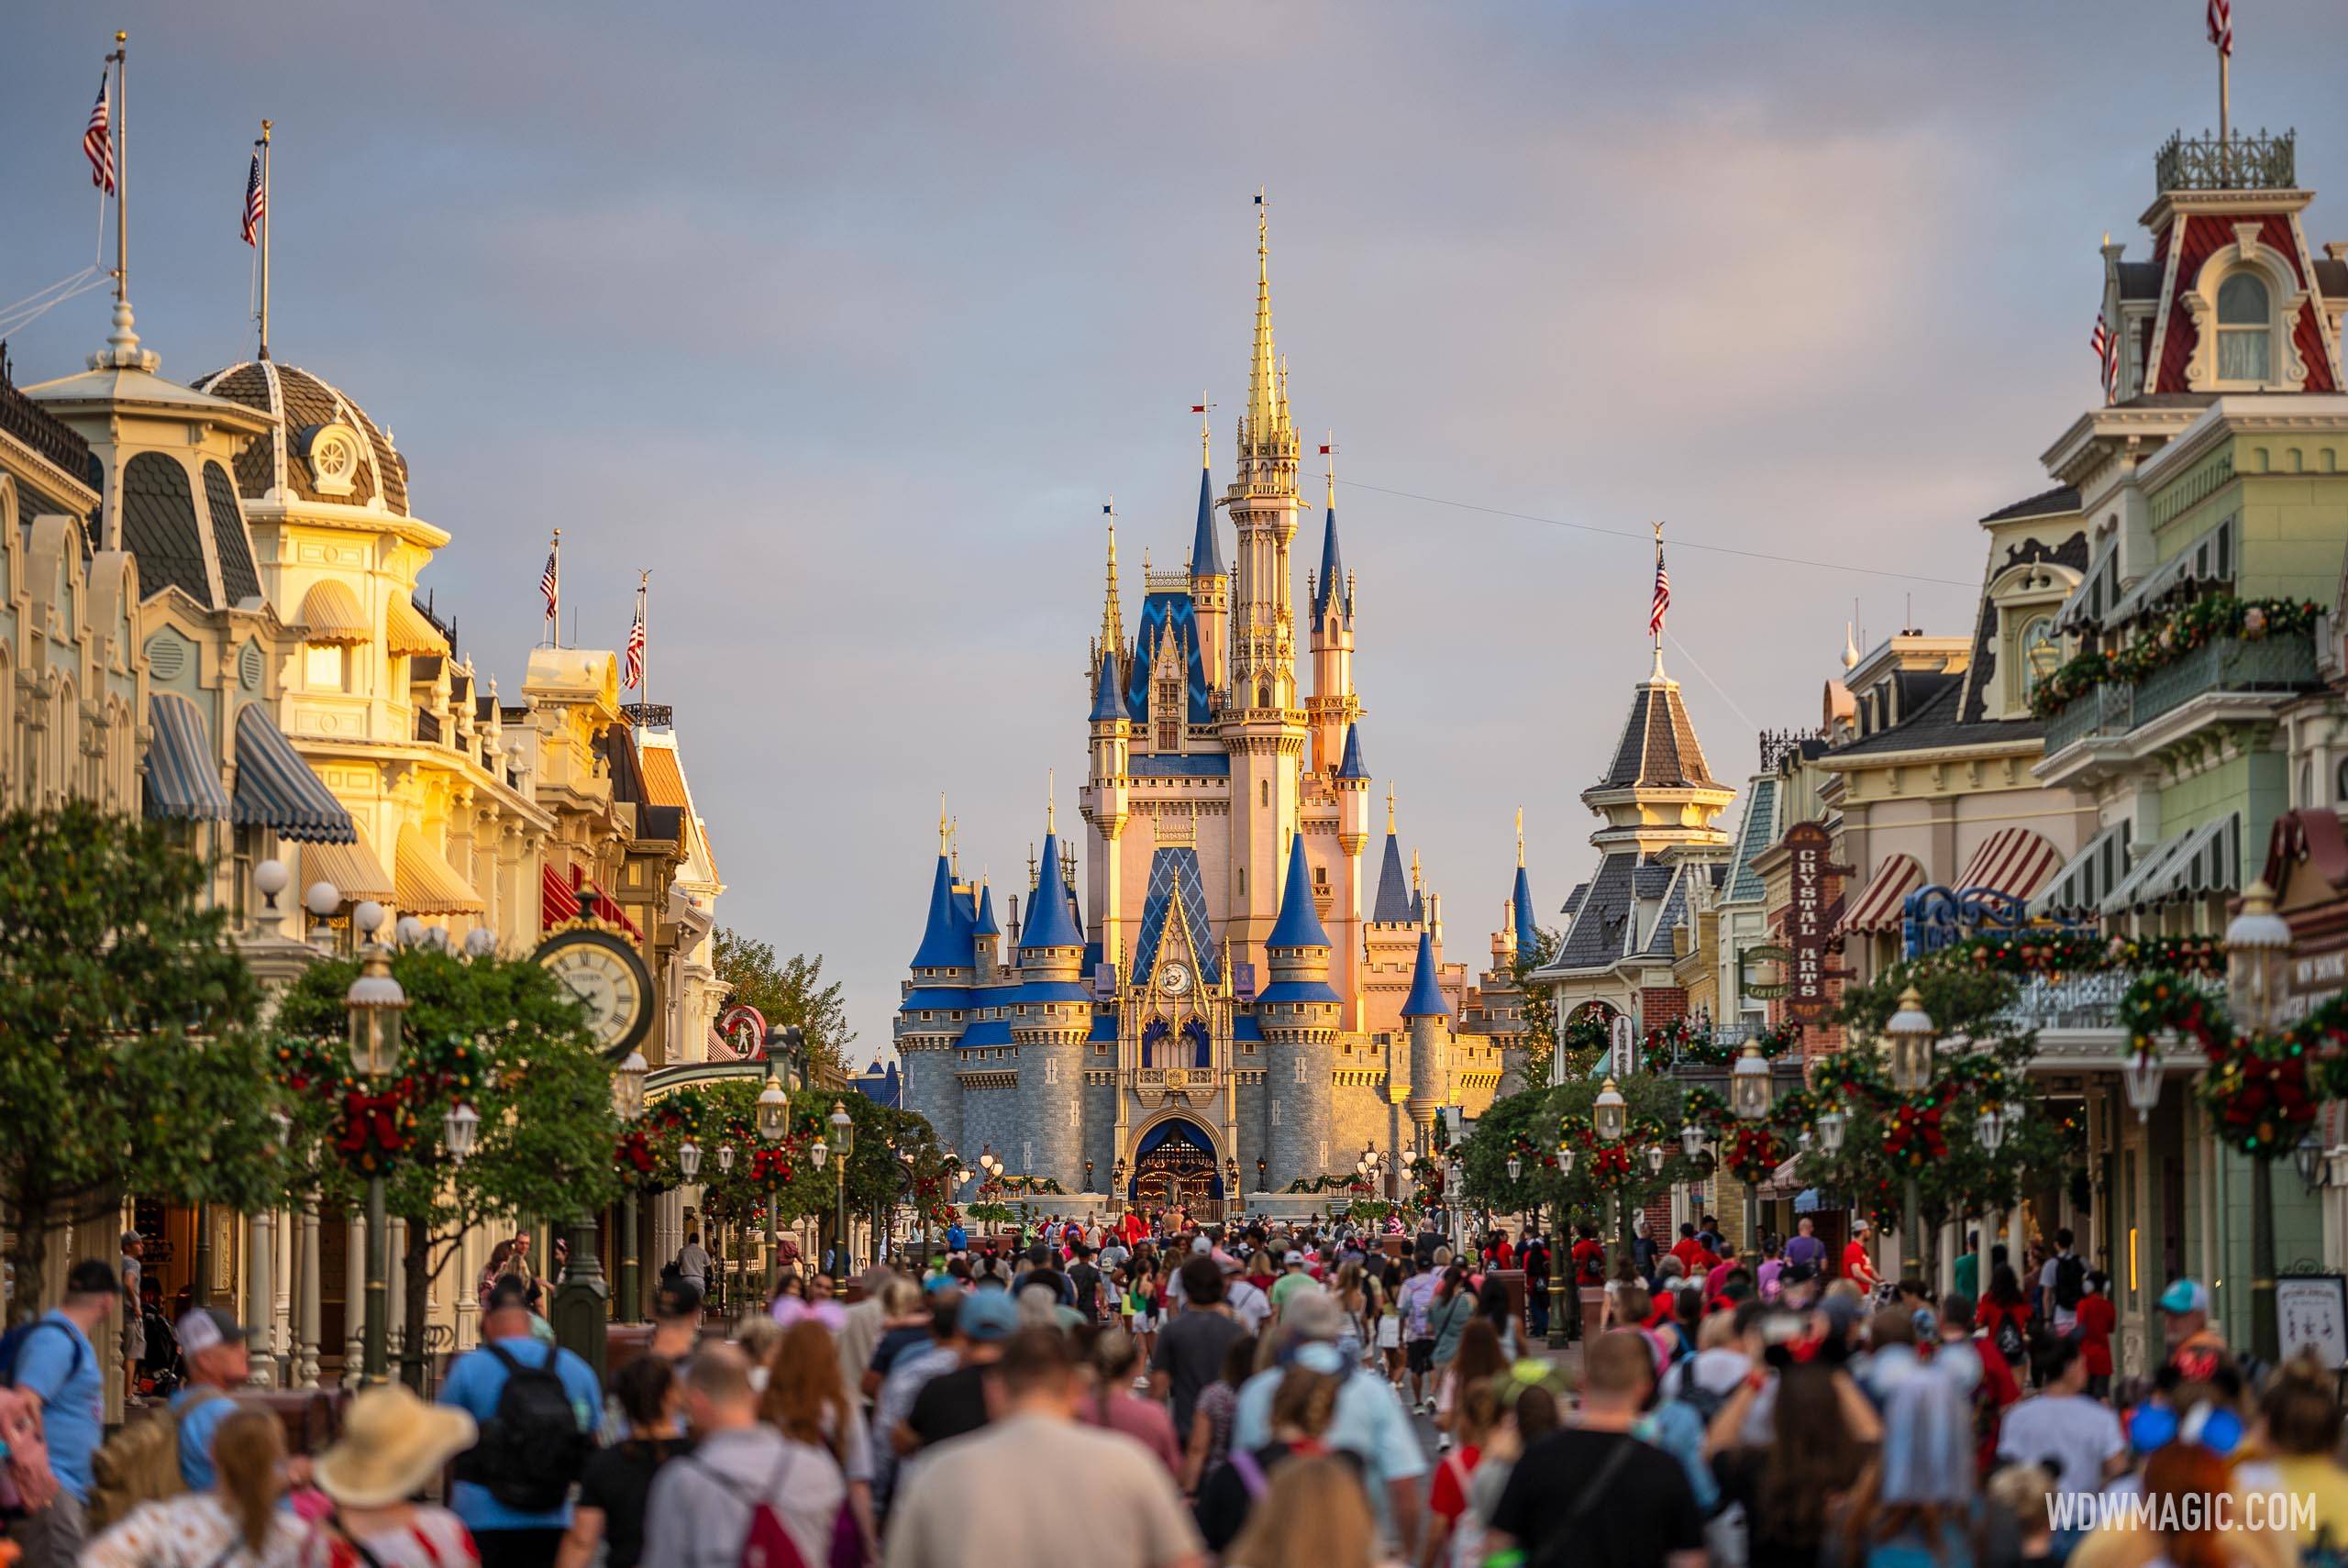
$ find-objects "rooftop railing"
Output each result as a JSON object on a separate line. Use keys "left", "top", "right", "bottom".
{"left": 2156, "top": 129, "right": 2297, "bottom": 193}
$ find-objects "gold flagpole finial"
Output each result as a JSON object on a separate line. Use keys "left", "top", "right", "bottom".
{"left": 1047, "top": 767, "right": 1056, "bottom": 834}
{"left": 1516, "top": 806, "right": 1524, "bottom": 866}
{"left": 938, "top": 794, "right": 949, "bottom": 855}
{"left": 1386, "top": 782, "right": 1397, "bottom": 835}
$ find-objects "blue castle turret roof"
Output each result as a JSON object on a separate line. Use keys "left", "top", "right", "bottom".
{"left": 974, "top": 882, "right": 1000, "bottom": 938}
{"left": 1312, "top": 497, "right": 1349, "bottom": 626}
{"left": 1191, "top": 464, "right": 1224, "bottom": 577}
{"left": 1401, "top": 927, "right": 1451, "bottom": 1019}
{"left": 1266, "top": 835, "right": 1331, "bottom": 950}
{"left": 1512, "top": 864, "right": 1539, "bottom": 961}
{"left": 1335, "top": 722, "right": 1369, "bottom": 781}
{"left": 1019, "top": 830, "right": 1083, "bottom": 951}
{"left": 1370, "top": 831, "right": 1413, "bottom": 923}
{"left": 1090, "top": 645, "right": 1125, "bottom": 723}
{"left": 910, "top": 854, "right": 970, "bottom": 969}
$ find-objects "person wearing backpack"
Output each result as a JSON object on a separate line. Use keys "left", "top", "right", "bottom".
{"left": 2, "top": 1258, "right": 117, "bottom": 1568}
{"left": 640, "top": 1343, "right": 842, "bottom": 1568}
{"left": 2038, "top": 1227, "right": 2086, "bottom": 1338}
{"left": 170, "top": 1309, "right": 258, "bottom": 1491}
{"left": 438, "top": 1285, "right": 603, "bottom": 1568}
{"left": 1977, "top": 1264, "right": 2035, "bottom": 1386}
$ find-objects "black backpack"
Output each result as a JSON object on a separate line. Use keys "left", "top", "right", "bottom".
{"left": 1993, "top": 1310, "right": 2027, "bottom": 1367}
{"left": 2054, "top": 1254, "right": 2087, "bottom": 1311}
{"left": 456, "top": 1342, "right": 590, "bottom": 1512}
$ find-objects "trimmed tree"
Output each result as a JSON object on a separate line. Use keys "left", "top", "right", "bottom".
{"left": 0, "top": 804, "right": 291, "bottom": 1320}
{"left": 714, "top": 932, "right": 855, "bottom": 1085}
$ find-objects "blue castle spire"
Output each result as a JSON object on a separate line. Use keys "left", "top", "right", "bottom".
{"left": 1336, "top": 722, "right": 1369, "bottom": 780}
{"left": 1371, "top": 788, "right": 1412, "bottom": 923}
{"left": 1312, "top": 488, "right": 1348, "bottom": 628}
{"left": 1090, "top": 644, "right": 1124, "bottom": 723}
{"left": 1020, "top": 828, "right": 1083, "bottom": 951}
{"left": 974, "top": 881, "right": 1000, "bottom": 938}
{"left": 1266, "top": 835, "right": 1332, "bottom": 949}
{"left": 1191, "top": 463, "right": 1224, "bottom": 577}
{"left": 1512, "top": 863, "right": 1539, "bottom": 961}
{"left": 911, "top": 854, "right": 968, "bottom": 968}
{"left": 1401, "top": 927, "right": 1451, "bottom": 1018}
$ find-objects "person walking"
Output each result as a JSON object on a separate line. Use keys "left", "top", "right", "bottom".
{"left": 557, "top": 1357, "right": 688, "bottom": 1568}
{"left": 1485, "top": 1330, "right": 1705, "bottom": 1568}
{"left": 116, "top": 1232, "right": 147, "bottom": 1397}
{"left": 80, "top": 1408, "right": 311, "bottom": 1568}
{"left": 1997, "top": 1338, "right": 2125, "bottom": 1504}
{"left": 1977, "top": 1264, "right": 2035, "bottom": 1375}
{"left": 1182, "top": 1333, "right": 1258, "bottom": 1496}
{"left": 3, "top": 1258, "right": 117, "bottom": 1568}
{"left": 760, "top": 1320, "right": 878, "bottom": 1562}
{"left": 438, "top": 1284, "right": 604, "bottom": 1568}
{"left": 673, "top": 1233, "right": 712, "bottom": 1297}
{"left": 1397, "top": 1258, "right": 1441, "bottom": 1413}
{"left": 1424, "top": 1266, "right": 1477, "bottom": 1415}
{"left": 2075, "top": 1272, "right": 2116, "bottom": 1399}
{"left": 307, "top": 1383, "right": 482, "bottom": 1568}
{"left": 1842, "top": 1219, "right": 1879, "bottom": 1297}
{"left": 884, "top": 1330, "right": 1204, "bottom": 1568}
{"left": 1148, "top": 1256, "right": 1245, "bottom": 1440}
{"left": 172, "top": 1308, "right": 260, "bottom": 1490}
{"left": 1084, "top": 1326, "right": 1183, "bottom": 1477}
{"left": 640, "top": 1344, "right": 845, "bottom": 1568}
{"left": 1423, "top": 1379, "right": 1499, "bottom": 1568}
{"left": 1195, "top": 1364, "right": 1346, "bottom": 1557}
{"left": 1704, "top": 1356, "right": 1879, "bottom": 1568}
{"left": 899, "top": 1286, "right": 1018, "bottom": 1457}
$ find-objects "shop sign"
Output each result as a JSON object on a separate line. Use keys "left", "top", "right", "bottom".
{"left": 1784, "top": 823, "right": 1833, "bottom": 1021}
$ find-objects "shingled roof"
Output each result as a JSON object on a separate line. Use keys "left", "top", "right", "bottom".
{"left": 1595, "top": 676, "right": 1719, "bottom": 791}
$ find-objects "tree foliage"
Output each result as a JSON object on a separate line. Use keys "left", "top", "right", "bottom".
{"left": 1506, "top": 926, "right": 1561, "bottom": 1088}
{"left": 714, "top": 931, "right": 855, "bottom": 1083}
{"left": 0, "top": 805, "right": 290, "bottom": 1319}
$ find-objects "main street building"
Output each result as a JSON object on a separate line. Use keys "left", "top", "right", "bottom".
{"left": 895, "top": 211, "right": 1532, "bottom": 1211}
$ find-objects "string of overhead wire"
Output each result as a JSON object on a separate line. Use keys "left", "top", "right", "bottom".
{"left": 0, "top": 267, "right": 110, "bottom": 340}
{"left": 1335, "top": 475, "right": 1977, "bottom": 590}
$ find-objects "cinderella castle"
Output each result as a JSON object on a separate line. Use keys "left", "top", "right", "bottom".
{"left": 895, "top": 207, "right": 1537, "bottom": 1214}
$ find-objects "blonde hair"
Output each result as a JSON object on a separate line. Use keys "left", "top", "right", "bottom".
{"left": 1225, "top": 1452, "right": 1379, "bottom": 1568}
{"left": 210, "top": 1408, "right": 285, "bottom": 1552}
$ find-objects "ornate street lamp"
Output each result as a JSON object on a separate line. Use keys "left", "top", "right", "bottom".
{"left": 2231, "top": 878, "right": 2296, "bottom": 1365}
{"left": 679, "top": 1139, "right": 703, "bottom": 1181}
{"left": 305, "top": 879, "right": 342, "bottom": 955}
{"left": 612, "top": 1051, "right": 649, "bottom": 1318}
{"left": 1731, "top": 1043, "right": 1773, "bottom": 1121}
{"left": 1974, "top": 1101, "right": 2008, "bottom": 1156}
{"left": 343, "top": 902, "right": 401, "bottom": 1385}
{"left": 1593, "top": 1078, "right": 1627, "bottom": 1143}
{"left": 717, "top": 1142, "right": 737, "bottom": 1175}
{"left": 757, "top": 1077, "right": 788, "bottom": 1295}
{"left": 2120, "top": 1040, "right": 2165, "bottom": 1122}
{"left": 1814, "top": 1102, "right": 1847, "bottom": 1154}
{"left": 1556, "top": 1135, "right": 1576, "bottom": 1178}
{"left": 443, "top": 1102, "right": 480, "bottom": 1166}
{"left": 1882, "top": 986, "right": 1936, "bottom": 1283}
{"left": 1645, "top": 1143, "right": 1667, "bottom": 1177}
{"left": 2296, "top": 1132, "right": 2329, "bottom": 1195}
{"left": 1505, "top": 1153, "right": 1523, "bottom": 1184}
{"left": 1679, "top": 1121, "right": 1708, "bottom": 1161}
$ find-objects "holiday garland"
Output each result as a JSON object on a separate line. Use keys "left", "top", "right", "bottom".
{"left": 1937, "top": 929, "right": 2225, "bottom": 979}
{"left": 2028, "top": 595, "right": 2326, "bottom": 718}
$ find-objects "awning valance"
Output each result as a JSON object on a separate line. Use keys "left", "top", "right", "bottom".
{"left": 303, "top": 834, "right": 393, "bottom": 902}
{"left": 394, "top": 823, "right": 482, "bottom": 915}
{"left": 2104, "top": 814, "right": 2242, "bottom": 913}
{"left": 143, "top": 693, "right": 231, "bottom": 823}
{"left": 297, "top": 580, "right": 370, "bottom": 645}
{"left": 1842, "top": 853, "right": 1925, "bottom": 934}
{"left": 232, "top": 705, "right": 357, "bottom": 842}
{"left": 2038, "top": 821, "right": 2132, "bottom": 916}
{"left": 2104, "top": 517, "right": 2239, "bottom": 629}
{"left": 542, "top": 862, "right": 581, "bottom": 927}
{"left": 386, "top": 596, "right": 449, "bottom": 658}
{"left": 1954, "top": 827, "right": 2066, "bottom": 902}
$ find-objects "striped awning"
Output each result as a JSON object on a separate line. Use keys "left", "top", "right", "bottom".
{"left": 394, "top": 823, "right": 482, "bottom": 915}
{"left": 1953, "top": 827, "right": 2066, "bottom": 901}
{"left": 232, "top": 705, "right": 357, "bottom": 843}
{"left": 2104, "top": 814, "right": 2243, "bottom": 913}
{"left": 2037, "top": 821, "right": 2132, "bottom": 916}
{"left": 540, "top": 862, "right": 642, "bottom": 941}
{"left": 297, "top": 580, "right": 370, "bottom": 645}
{"left": 143, "top": 693, "right": 231, "bottom": 823}
{"left": 304, "top": 834, "right": 393, "bottom": 902}
{"left": 1842, "top": 853, "right": 1925, "bottom": 933}
{"left": 386, "top": 596, "right": 449, "bottom": 657}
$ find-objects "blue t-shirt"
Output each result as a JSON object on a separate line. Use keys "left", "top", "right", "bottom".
{"left": 13, "top": 1313, "right": 101, "bottom": 1502}
{"left": 436, "top": 1335, "right": 603, "bottom": 1531}
{"left": 1232, "top": 1363, "right": 1425, "bottom": 1529}
{"left": 172, "top": 1386, "right": 238, "bottom": 1490}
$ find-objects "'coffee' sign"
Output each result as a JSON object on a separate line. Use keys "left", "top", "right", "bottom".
{"left": 1784, "top": 822, "right": 1833, "bottom": 1021}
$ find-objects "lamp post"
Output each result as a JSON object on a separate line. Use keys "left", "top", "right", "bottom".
{"left": 1731, "top": 1043, "right": 1773, "bottom": 1264}
{"left": 714, "top": 1139, "right": 736, "bottom": 1307}
{"left": 828, "top": 1100, "right": 855, "bottom": 1279}
{"left": 613, "top": 1050, "right": 648, "bottom": 1320}
{"left": 1885, "top": 985, "right": 1937, "bottom": 1285}
{"left": 2229, "top": 878, "right": 2294, "bottom": 1366}
{"left": 757, "top": 1077, "right": 788, "bottom": 1296}
{"left": 342, "top": 901, "right": 402, "bottom": 1386}
{"left": 1594, "top": 1077, "right": 1631, "bottom": 1275}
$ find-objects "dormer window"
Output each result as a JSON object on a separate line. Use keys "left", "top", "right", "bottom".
{"left": 2217, "top": 271, "right": 2274, "bottom": 382}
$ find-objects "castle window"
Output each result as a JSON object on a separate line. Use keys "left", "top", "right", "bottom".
{"left": 2217, "top": 271, "right": 2274, "bottom": 382}
{"left": 1313, "top": 864, "right": 1327, "bottom": 891}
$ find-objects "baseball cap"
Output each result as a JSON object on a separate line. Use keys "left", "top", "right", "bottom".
{"left": 1191, "top": 1236, "right": 1213, "bottom": 1255}
{"left": 2158, "top": 1278, "right": 2210, "bottom": 1315}
{"left": 1284, "top": 1250, "right": 1305, "bottom": 1267}
{"left": 176, "top": 1308, "right": 258, "bottom": 1358}
{"left": 958, "top": 1287, "right": 1020, "bottom": 1342}
{"left": 1281, "top": 1288, "right": 1346, "bottom": 1342}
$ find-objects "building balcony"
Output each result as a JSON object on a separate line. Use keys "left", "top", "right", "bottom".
{"left": 2037, "top": 630, "right": 2320, "bottom": 786}
{"left": 2155, "top": 129, "right": 2296, "bottom": 193}
{"left": 1995, "top": 971, "right": 2227, "bottom": 1068}
{"left": 2132, "top": 631, "right": 2319, "bottom": 726}
{"left": 2043, "top": 683, "right": 2135, "bottom": 754}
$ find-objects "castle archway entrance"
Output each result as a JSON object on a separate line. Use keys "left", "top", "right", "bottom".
{"left": 1125, "top": 1118, "right": 1224, "bottom": 1213}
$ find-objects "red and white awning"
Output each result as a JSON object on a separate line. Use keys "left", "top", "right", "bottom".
{"left": 1841, "top": 853, "right": 1924, "bottom": 934}
{"left": 1954, "top": 827, "right": 2066, "bottom": 901}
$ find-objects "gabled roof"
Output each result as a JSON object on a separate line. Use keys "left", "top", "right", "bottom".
{"left": 1977, "top": 485, "right": 2080, "bottom": 525}
{"left": 1724, "top": 777, "right": 1778, "bottom": 904}
{"left": 1401, "top": 928, "right": 1451, "bottom": 1019}
{"left": 1370, "top": 831, "right": 1413, "bottom": 923}
{"left": 1190, "top": 464, "right": 1224, "bottom": 577}
{"left": 1133, "top": 845, "right": 1222, "bottom": 985}
{"left": 1019, "top": 831, "right": 1083, "bottom": 951}
{"left": 1595, "top": 675, "right": 1718, "bottom": 790}
{"left": 1267, "top": 836, "right": 1332, "bottom": 950}
{"left": 1125, "top": 590, "right": 1213, "bottom": 726}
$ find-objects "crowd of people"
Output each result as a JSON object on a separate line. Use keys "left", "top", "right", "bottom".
{"left": 5, "top": 1209, "right": 2347, "bottom": 1568}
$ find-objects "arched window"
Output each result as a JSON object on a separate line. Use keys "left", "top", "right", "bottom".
{"left": 2217, "top": 271, "right": 2273, "bottom": 382}
{"left": 2020, "top": 615, "right": 2061, "bottom": 697}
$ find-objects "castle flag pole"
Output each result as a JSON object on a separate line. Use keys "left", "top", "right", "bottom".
{"left": 258, "top": 120, "right": 272, "bottom": 359}
{"left": 111, "top": 33, "right": 127, "bottom": 305}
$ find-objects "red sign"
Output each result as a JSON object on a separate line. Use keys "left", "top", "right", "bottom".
{"left": 1784, "top": 822, "right": 1833, "bottom": 1021}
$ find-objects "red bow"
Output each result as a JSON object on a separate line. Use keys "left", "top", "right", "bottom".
{"left": 338, "top": 1090, "right": 405, "bottom": 1156}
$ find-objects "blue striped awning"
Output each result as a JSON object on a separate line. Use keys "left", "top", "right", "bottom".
{"left": 231, "top": 705, "right": 355, "bottom": 844}
{"left": 143, "top": 693, "right": 232, "bottom": 823}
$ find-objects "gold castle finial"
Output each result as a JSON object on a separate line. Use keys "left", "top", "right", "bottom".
{"left": 1324, "top": 431, "right": 1336, "bottom": 510}
{"left": 1246, "top": 189, "right": 1284, "bottom": 456}
{"left": 949, "top": 817, "right": 959, "bottom": 875}
{"left": 1047, "top": 767, "right": 1056, "bottom": 834}
{"left": 938, "top": 794, "right": 949, "bottom": 856}
{"left": 1411, "top": 847, "right": 1423, "bottom": 894}
{"left": 1516, "top": 806, "right": 1524, "bottom": 867}
{"left": 1099, "top": 501, "right": 1123, "bottom": 663}
{"left": 1386, "top": 782, "right": 1397, "bottom": 835}
{"left": 1199, "top": 392, "right": 1213, "bottom": 469}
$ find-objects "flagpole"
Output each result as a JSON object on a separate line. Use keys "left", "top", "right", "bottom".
{"left": 1652, "top": 521, "right": 1665, "bottom": 666}
{"left": 111, "top": 33, "right": 127, "bottom": 305}
{"left": 545, "top": 528, "right": 560, "bottom": 650}
{"left": 258, "top": 120, "right": 272, "bottom": 360}
{"left": 2219, "top": 44, "right": 2230, "bottom": 145}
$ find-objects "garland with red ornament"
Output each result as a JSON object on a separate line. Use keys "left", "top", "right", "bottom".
{"left": 1941, "top": 930, "right": 2225, "bottom": 979}
{"left": 2116, "top": 972, "right": 2342, "bottom": 1160}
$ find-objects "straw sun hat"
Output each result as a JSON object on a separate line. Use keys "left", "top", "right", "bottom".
{"left": 314, "top": 1384, "right": 478, "bottom": 1509}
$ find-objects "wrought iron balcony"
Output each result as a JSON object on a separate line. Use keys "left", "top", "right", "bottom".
{"left": 1993, "top": 970, "right": 2225, "bottom": 1034}
{"left": 2044, "top": 683, "right": 2133, "bottom": 754}
{"left": 2156, "top": 129, "right": 2296, "bottom": 193}
{"left": 2132, "top": 631, "right": 2319, "bottom": 727}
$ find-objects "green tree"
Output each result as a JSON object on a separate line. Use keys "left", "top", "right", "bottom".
{"left": 1507, "top": 926, "right": 1561, "bottom": 1088}
{"left": 274, "top": 945, "right": 619, "bottom": 1382}
{"left": 0, "top": 805, "right": 291, "bottom": 1320}
{"left": 714, "top": 931, "right": 855, "bottom": 1084}
{"left": 1456, "top": 1072, "right": 1700, "bottom": 1273}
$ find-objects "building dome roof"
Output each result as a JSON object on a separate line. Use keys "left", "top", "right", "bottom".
{"left": 190, "top": 360, "right": 410, "bottom": 515}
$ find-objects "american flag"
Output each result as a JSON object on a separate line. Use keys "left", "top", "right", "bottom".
{"left": 1648, "top": 547, "right": 1671, "bottom": 638}
{"left": 241, "top": 146, "right": 265, "bottom": 247}
{"left": 83, "top": 74, "right": 114, "bottom": 194}
{"left": 2091, "top": 312, "right": 2116, "bottom": 401}
{"left": 538, "top": 545, "right": 559, "bottom": 624}
{"left": 2208, "top": 0, "right": 2232, "bottom": 56}
{"left": 624, "top": 599, "right": 646, "bottom": 690}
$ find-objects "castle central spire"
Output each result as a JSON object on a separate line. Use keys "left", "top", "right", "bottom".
{"left": 1243, "top": 193, "right": 1292, "bottom": 460}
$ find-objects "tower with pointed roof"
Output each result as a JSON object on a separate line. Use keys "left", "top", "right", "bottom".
{"left": 1259, "top": 834, "right": 1340, "bottom": 1178}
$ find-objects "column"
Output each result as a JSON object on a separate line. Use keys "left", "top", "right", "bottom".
{"left": 273, "top": 1204, "right": 294, "bottom": 1383}
{"left": 341, "top": 1205, "right": 365, "bottom": 1389}
{"left": 453, "top": 1227, "right": 480, "bottom": 1352}
{"left": 386, "top": 1218, "right": 407, "bottom": 1375}
{"left": 297, "top": 1201, "right": 321, "bottom": 1390}
{"left": 244, "top": 1210, "right": 275, "bottom": 1387}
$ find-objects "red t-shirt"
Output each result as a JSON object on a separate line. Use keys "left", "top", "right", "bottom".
{"left": 1669, "top": 1238, "right": 1709, "bottom": 1270}
{"left": 2075, "top": 1293, "right": 2117, "bottom": 1375}
{"left": 1429, "top": 1442, "right": 1483, "bottom": 1522}
{"left": 1487, "top": 1242, "right": 1514, "bottom": 1268}
{"left": 1571, "top": 1240, "right": 1606, "bottom": 1284}
{"left": 1843, "top": 1240, "right": 1877, "bottom": 1287}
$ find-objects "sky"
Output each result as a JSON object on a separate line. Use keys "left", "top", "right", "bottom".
{"left": 6, "top": 1, "right": 2346, "bottom": 1059}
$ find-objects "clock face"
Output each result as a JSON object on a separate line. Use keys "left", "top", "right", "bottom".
{"left": 1157, "top": 960, "right": 1191, "bottom": 998}
{"left": 536, "top": 928, "right": 653, "bottom": 1058}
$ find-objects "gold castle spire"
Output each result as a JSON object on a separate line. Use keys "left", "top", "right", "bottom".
{"left": 938, "top": 794, "right": 950, "bottom": 856}
{"left": 1516, "top": 806, "right": 1525, "bottom": 867}
{"left": 1047, "top": 767, "right": 1057, "bottom": 834}
{"left": 1200, "top": 392, "right": 1213, "bottom": 469}
{"left": 1411, "top": 847, "right": 1423, "bottom": 895}
{"left": 1244, "top": 191, "right": 1291, "bottom": 458}
{"left": 1098, "top": 501, "right": 1123, "bottom": 665}
{"left": 1386, "top": 782, "right": 1397, "bottom": 835}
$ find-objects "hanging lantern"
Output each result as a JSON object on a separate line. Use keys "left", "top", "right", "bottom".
{"left": 717, "top": 1142, "right": 737, "bottom": 1174}
{"left": 1974, "top": 1101, "right": 2007, "bottom": 1154}
{"left": 2121, "top": 1040, "right": 2165, "bottom": 1123}
{"left": 443, "top": 1101, "right": 481, "bottom": 1165}
{"left": 1679, "top": 1121, "right": 1708, "bottom": 1160}
{"left": 1815, "top": 1103, "right": 1847, "bottom": 1154}
{"left": 1732, "top": 1042, "right": 1774, "bottom": 1121}
{"left": 1594, "top": 1078, "right": 1628, "bottom": 1143}
{"left": 1645, "top": 1143, "right": 1667, "bottom": 1176}
{"left": 1885, "top": 985, "right": 1937, "bottom": 1093}
{"left": 810, "top": 1138, "right": 830, "bottom": 1172}
{"left": 1505, "top": 1154, "right": 1522, "bottom": 1183}
{"left": 679, "top": 1138, "right": 703, "bottom": 1180}
{"left": 2295, "top": 1132, "right": 2327, "bottom": 1194}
